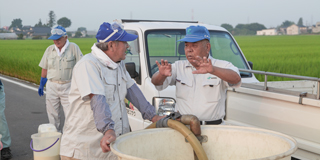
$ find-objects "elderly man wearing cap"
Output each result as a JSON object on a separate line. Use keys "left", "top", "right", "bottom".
{"left": 60, "top": 22, "right": 165, "bottom": 160}
{"left": 152, "top": 25, "right": 241, "bottom": 125}
{"left": 38, "top": 26, "right": 83, "bottom": 132}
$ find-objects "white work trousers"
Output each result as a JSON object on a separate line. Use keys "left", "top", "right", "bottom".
{"left": 46, "top": 80, "right": 71, "bottom": 132}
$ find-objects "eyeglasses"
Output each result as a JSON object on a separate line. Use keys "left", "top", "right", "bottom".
{"left": 51, "top": 29, "right": 66, "bottom": 35}
{"left": 99, "top": 22, "right": 125, "bottom": 43}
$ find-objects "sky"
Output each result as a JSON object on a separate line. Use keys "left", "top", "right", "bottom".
{"left": 1, "top": 0, "right": 320, "bottom": 31}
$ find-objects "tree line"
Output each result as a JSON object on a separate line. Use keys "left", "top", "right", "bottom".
{"left": 7, "top": 11, "right": 87, "bottom": 38}
{"left": 221, "top": 17, "right": 305, "bottom": 35}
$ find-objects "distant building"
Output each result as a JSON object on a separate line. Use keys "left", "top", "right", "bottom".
{"left": 286, "top": 24, "right": 300, "bottom": 35}
{"left": 22, "top": 25, "right": 32, "bottom": 32}
{"left": 9, "top": 27, "right": 22, "bottom": 35}
{"left": 67, "top": 31, "right": 76, "bottom": 37}
{"left": 0, "top": 33, "right": 18, "bottom": 39}
{"left": 312, "top": 22, "right": 320, "bottom": 33}
{"left": 298, "top": 25, "right": 308, "bottom": 34}
{"left": 2, "top": 26, "right": 9, "bottom": 30}
{"left": 22, "top": 26, "right": 32, "bottom": 38}
{"left": 278, "top": 27, "right": 287, "bottom": 35}
{"left": 256, "top": 29, "right": 277, "bottom": 36}
{"left": 9, "top": 26, "right": 51, "bottom": 39}
{"left": 30, "top": 27, "right": 51, "bottom": 39}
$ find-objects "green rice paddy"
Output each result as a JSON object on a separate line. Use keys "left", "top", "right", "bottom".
{"left": 0, "top": 35, "right": 319, "bottom": 84}
{"left": 235, "top": 35, "right": 320, "bottom": 81}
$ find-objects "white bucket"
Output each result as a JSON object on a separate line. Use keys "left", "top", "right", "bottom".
{"left": 30, "top": 132, "right": 61, "bottom": 160}
{"left": 111, "top": 125, "right": 297, "bottom": 160}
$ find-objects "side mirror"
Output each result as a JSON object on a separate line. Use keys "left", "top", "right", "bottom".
{"left": 248, "top": 61, "right": 253, "bottom": 70}
{"left": 125, "top": 62, "right": 138, "bottom": 78}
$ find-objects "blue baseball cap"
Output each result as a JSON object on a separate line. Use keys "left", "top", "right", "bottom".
{"left": 96, "top": 22, "right": 138, "bottom": 42}
{"left": 48, "top": 26, "right": 67, "bottom": 40}
{"left": 178, "top": 25, "right": 210, "bottom": 42}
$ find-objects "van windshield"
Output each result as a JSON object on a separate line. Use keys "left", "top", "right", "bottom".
{"left": 145, "top": 30, "right": 251, "bottom": 77}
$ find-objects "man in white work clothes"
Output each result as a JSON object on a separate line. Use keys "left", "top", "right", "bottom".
{"left": 38, "top": 26, "right": 83, "bottom": 132}
{"left": 152, "top": 25, "right": 241, "bottom": 125}
{"left": 60, "top": 22, "right": 165, "bottom": 160}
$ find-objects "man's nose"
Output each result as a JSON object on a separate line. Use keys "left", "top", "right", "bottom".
{"left": 185, "top": 46, "right": 191, "bottom": 52}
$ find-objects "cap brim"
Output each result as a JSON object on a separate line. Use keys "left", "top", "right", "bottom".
{"left": 48, "top": 35, "right": 63, "bottom": 40}
{"left": 118, "top": 33, "right": 138, "bottom": 42}
{"left": 177, "top": 37, "right": 204, "bottom": 42}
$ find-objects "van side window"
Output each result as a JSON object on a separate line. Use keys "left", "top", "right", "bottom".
{"left": 146, "top": 30, "right": 185, "bottom": 77}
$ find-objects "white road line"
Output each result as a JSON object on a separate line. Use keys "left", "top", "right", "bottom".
{"left": 0, "top": 75, "right": 46, "bottom": 94}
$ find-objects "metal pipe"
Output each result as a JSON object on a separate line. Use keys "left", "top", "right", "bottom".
{"left": 176, "top": 114, "right": 201, "bottom": 136}
{"left": 239, "top": 69, "right": 320, "bottom": 81}
{"left": 239, "top": 68, "right": 320, "bottom": 99}
{"left": 264, "top": 74, "right": 268, "bottom": 90}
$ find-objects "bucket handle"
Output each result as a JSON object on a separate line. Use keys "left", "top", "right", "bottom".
{"left": 30, "top": 138, "right": 59, "bottom": 152}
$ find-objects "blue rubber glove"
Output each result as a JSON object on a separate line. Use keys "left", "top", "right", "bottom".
{"left": 38, "top": 77, "right": 47, "bottom": 96}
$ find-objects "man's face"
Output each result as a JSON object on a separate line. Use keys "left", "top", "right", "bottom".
{"left": 184, "top": 40, "right": 210, "bottom": 63}
{"left": 113, "top": 41, "right": 129, "bottom": 62}
{"left": 53, "top": 36, "right": 68, "bottom": 49}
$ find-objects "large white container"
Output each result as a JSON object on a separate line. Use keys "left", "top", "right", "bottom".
{"left": 31, "top": 132, "right": 61, "bottom": 160}
{"left": 111, "top": 125, "right": 297, "bottom": 160}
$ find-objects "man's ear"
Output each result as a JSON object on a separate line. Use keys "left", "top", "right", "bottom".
{"left": 206, "top": 42, "right": 211, "bottom": 54}
{"left": 108, "top": 41, "right": 114, "bottom": 51}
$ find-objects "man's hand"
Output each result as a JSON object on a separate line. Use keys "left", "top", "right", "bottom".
{"left": 38, "top": 77, "right": 47, "bottom": 96}
{"left": 38, "top": 88, "right": 44, "bottom": 96}
{"left": 151, "top": 115, "right": 166, "bottom": 123}
{"left": 100, "top": 129, "right": 116, "bottom": 153}
{"left": 192, "top": 56, "right": 214, "bottom": 74}
{"left": 156, "top": 59, "right": 172, "bottom": 77}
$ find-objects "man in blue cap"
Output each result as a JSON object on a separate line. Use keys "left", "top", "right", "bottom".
{"left": 60, "top": 22, "right": 165, "bottom": 160}
{"left": 38, "top": 26, "right": 83, "bottom": 132}
{"left": 152, "top": 25, "right": 241, "bottom": 125}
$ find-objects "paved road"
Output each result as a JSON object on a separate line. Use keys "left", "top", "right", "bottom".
{"left": 1, "top": 74, "right": 64, "bottom": 160}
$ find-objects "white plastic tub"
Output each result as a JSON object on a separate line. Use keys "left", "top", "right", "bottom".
{"left": 31, "top": 132, "right": 61, "bottom": 160}
{"left": 111, "top": 125, "right": 297, "bottom": 160}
